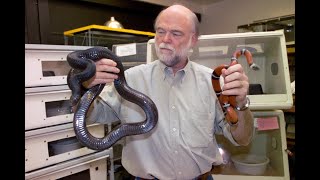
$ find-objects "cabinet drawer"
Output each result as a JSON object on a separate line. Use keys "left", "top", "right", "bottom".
{"left": 25, "top": 150, "right": 110, "bottom": 180}
{"left": 25, "top": 123, "right": 105, "bottom": 172}
{"left": 25, "top": 88, "right": 73, "bottom": 130}
{"left": 25, "top": 44, "right": 91, "bottom": 87}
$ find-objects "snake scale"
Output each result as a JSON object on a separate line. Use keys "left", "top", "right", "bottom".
{"left": 67, "top": 46, "right": 158, "bottom": 150}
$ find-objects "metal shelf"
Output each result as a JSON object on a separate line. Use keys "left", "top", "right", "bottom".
{"left": 64, "top": 24, "right": 155, "bottom": 47}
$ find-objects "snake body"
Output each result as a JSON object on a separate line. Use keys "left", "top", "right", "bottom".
{"left": 211, "top": 49, "right": 259, "bottom": 124}
{"left": 67, "top": 46, "right": 158, "bottom": 150}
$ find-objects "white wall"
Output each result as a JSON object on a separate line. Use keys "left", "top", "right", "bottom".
{"left": 200, "top": 0, "right": 295, "bottom": 34}
{"left": 135, "top": 0, "right": 203, "bottom": 12}
{"left": 136, "top": 0, "right": 295, "bottom": 34}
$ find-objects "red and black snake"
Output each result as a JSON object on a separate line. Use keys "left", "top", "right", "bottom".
{"left": 67, "top": 46, "right": 158, "bottom": 150}
{"left": 211, "top": 49, "right": 259, "bottom": 124}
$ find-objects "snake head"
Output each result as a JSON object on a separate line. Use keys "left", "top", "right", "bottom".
{"left": 250, "top": 63, "right": 260, "bottom": 71}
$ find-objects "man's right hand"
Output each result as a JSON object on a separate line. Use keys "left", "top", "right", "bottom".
{"left": 82, "top": 58, "right": 120, "bottom": 89}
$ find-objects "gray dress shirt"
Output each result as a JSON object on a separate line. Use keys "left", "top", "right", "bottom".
{"left": 87, "top": 60, "right": 240, "bottom": 179}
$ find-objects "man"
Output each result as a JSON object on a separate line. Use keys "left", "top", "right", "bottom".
{"left": 84, "top": 4, "right": 254, "bottom": 180}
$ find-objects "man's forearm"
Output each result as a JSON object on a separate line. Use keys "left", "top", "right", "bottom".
{"left": 86, "top": 97, "right": 121, "bottom": 124}
{"left": 230, "top": 109, "right": 254, "bottom": 146}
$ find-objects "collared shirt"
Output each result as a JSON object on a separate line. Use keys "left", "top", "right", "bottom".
{"left": 88, "top": 60, "right": 240, "bottom": 180}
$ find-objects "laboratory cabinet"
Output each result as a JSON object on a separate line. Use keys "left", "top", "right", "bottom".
{"left": 25, "top": 44, "right": 115, "bottom": 180}
{"left": 111, "top": 42, "right": 149, "bottom": 70}
{"left": 212, "top": 110, "right": 290, "bottom": 180}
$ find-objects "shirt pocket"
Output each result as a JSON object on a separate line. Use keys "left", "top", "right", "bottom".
{"left": 181, "top": 109, "right": 213, "bottom": 148}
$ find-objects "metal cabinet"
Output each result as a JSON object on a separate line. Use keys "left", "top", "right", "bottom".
{"left": 25, "top": 44, "right": 114, "bottom": 180}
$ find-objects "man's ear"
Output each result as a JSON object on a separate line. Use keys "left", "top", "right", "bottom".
{"left": 191, "top": 34, "right": 198, "bottom": 47}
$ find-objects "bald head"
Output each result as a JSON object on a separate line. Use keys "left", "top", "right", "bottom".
{"left": 154, "top": 4, "right": 200, "bottom": 37}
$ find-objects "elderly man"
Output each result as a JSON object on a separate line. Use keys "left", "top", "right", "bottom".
{"left": 84, "top": 4, "right": 254, "bottom": 180}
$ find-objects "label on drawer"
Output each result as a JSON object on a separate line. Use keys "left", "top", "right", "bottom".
{"left": 256, "top": 117, "right": 279, "bottom": 131}
{"left": 116, "top": 43, "right": 137, "bottom": 57}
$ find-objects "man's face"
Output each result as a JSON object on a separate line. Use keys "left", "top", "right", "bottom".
{"left": 154, "top": 11, "right": 195, "bottom": 67}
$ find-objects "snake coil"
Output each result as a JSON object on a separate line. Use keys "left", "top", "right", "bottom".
{"left": 67, "top": 46, "right": 158, "bottom": 150}
{"left": 211, "top": 49, "right": 259, "bottom": 124}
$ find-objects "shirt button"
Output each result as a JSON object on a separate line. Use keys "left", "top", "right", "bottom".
{"left": 172, "top": 128, "right": 176, "bottom": 132}
{"left": 172, "top": 106, "right": 175, "bottom": 109}
{"left": 175, "top": 150, "right": 178, "bottom": 154}
{"left": 178, "top": 172, "right": 182, "bottom": 175}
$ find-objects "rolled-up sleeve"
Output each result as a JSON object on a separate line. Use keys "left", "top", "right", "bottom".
{"left": 213, "top": 98, "right": 240, "bottom": 146}
{"left": 86, "top": 84, "right": 122, "bottom": 124}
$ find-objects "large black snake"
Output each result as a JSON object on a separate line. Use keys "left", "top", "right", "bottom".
{"left": 67, "top": 46, "right": 158, "bottom": 150}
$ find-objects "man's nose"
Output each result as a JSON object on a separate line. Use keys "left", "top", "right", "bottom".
{"left": 162, "top": 32, "right": 172, "bottom": 43}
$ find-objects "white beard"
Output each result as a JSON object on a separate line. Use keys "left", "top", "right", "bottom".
{"left": 155, "top": 37, "right": 192, "bottom": 67}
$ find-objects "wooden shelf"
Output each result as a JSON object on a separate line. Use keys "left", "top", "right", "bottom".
{"left": 287, "top": 138, "right": 295, "bottom": 146}
{"left": 283, "top": 106, "right": 295, "bottom": 113}
{"left": 287, "top": 47, "right": 295, "bottom": 54}
{"left": 286, "top": 41, "right": 295, "bottom": 46}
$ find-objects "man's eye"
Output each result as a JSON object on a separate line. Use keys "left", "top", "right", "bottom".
{"left": 157, "top": 30, "right": 165, "bottom": 34}
{"left": 172, "top": 32, "right": 182, "bottom": 37}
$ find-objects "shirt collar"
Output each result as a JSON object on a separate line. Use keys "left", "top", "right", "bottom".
{"left": 158, "top": 59, "right": 192, "bottom": 83}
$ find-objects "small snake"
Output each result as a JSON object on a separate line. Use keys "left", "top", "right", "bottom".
{"left": 211, "top": 49, "right": 259, "bottom": 124}
{"left": 67, "top": 46, "right": 158, "bottom": 150}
